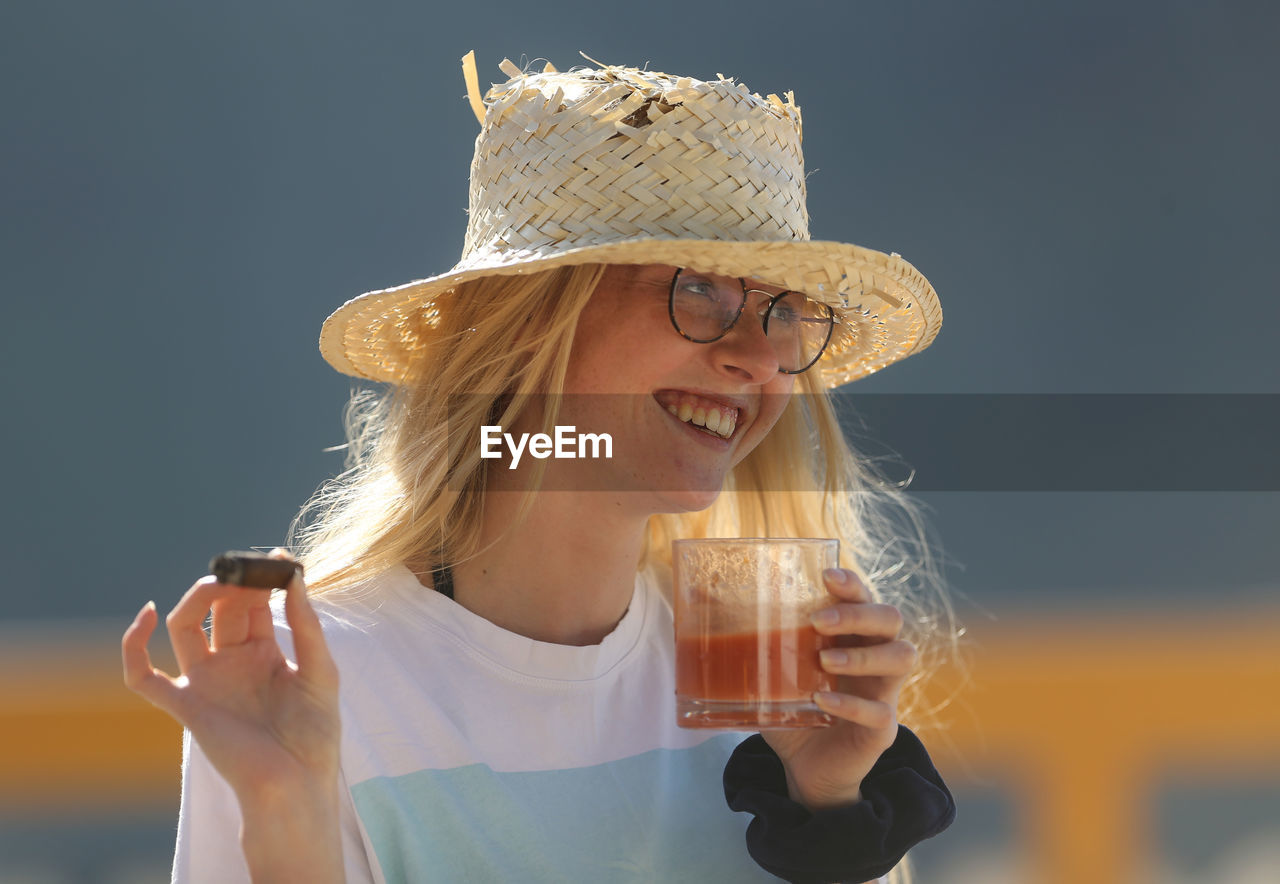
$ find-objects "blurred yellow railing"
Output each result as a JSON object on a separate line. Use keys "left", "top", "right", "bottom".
{"left": 2, "top": 608, "right": 1278, "bottom": 883}
{"left": 916, "top": 607, "right": 1280, "bottom": 883}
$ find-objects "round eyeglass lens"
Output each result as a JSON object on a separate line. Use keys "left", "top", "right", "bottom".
{"left": 763, "top": 291, "right": 835, "bottom": 373}
{"left": 670, "top": 271, "right": 743, "bottom": 341}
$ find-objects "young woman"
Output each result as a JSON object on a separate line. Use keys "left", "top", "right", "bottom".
{"left": 123, "top": 55, "right": 958, "bottom": 883}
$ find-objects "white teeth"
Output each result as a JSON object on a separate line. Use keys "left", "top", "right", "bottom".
{"left": 704, "top": 410, "right": 721, "bottom": 432}
{"left": 667, "top": 404, "right": 678, "bottom": 415}
{"left": 678, "top": 402, "right": 693, "bottom": 422}
{"left": 692, "top": 407, "right": 707, "bottom": 427}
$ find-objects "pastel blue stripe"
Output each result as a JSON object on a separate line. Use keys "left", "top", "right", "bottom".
{"left": 350, "top": 734, "right": 777, "bottom": 883}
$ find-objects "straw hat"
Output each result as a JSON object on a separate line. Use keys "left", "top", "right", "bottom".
{"left": 319, "top": 52, "right": 942, "bottom": 389}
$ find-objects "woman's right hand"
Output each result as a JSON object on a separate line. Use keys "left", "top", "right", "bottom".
{"left": 121, "top": 549, "right": 343, "bottom": 880}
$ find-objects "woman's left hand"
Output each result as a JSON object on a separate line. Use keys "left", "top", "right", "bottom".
{"left": 761, "top": 568, "right": 917, "bottom": 811}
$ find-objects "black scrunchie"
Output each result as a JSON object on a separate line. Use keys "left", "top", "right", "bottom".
{"left": 723, "top": 725, "right": 956, "bottom": 884}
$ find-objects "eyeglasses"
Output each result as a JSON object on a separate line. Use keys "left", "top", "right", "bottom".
{"left": 666, "top": 267, "right": 836, "bottom": 374}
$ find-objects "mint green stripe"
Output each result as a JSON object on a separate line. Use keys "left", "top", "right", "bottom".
{"left": 351, "top": 735, "right": 776, "bottom": 882}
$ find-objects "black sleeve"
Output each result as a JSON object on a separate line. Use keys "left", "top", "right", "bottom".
{"left": 722, "top": 725, "right": 956, "bottom": 884}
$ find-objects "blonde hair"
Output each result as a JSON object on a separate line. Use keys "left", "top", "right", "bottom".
{"left": 289, "top": 263, "right": 960, "bottom": 882}
{"left": 289, "top": 263, "right": 608, "bottom": 590}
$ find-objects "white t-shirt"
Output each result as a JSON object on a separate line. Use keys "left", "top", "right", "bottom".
{"left": 172, "top": 563, "right": 786, "bottom": 883}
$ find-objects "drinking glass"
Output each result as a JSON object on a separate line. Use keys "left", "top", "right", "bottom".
{"left": 673, "top": 538, "right": 839, "bottom": 729}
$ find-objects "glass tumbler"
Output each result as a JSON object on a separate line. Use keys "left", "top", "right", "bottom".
{"left": 673, "top": 538, "right": 839, "bottom": 729}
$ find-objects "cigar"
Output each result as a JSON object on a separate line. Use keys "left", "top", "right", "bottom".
{"left": 209, "top": 551, "right": 302, "bottom": 589}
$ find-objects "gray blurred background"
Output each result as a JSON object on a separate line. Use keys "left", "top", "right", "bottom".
{"left": 2, "top": 1, "right": 1277, "bottom": 881}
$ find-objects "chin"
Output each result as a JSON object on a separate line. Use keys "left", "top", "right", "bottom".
{"left": 650, "top": 485, "right": 723, "bottom": 515}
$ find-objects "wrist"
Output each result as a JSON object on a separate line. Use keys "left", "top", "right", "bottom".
{"left": 236, "top": 761, "right": 339, "bottom": 812}
{"left": 782, "top": 764, "right": 864, "bottom": 812}
{"left": 238, "top": 771, "right": 343, "bottom": 883}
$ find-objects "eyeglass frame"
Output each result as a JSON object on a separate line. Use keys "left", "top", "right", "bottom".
{"left": 665, "top": 267, "right": 837, "bottom": 374}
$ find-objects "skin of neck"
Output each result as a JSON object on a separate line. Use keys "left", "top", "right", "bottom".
{"left": 447, "top": 488, "right": 650, "bottom": 646}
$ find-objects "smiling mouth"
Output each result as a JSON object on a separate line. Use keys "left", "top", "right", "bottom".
{"left": 653, "top": 391, "right": 740, "bottom": 439}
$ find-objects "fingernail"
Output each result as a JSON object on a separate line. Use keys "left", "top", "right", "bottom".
{"left": 811, "top": 608, "right": 839, "bottom": 627}
{"left": 819, "top": 648, "right": 848, "bottom": 667}
{"left": 823, "top": 568, "right": 849, "bottom": 585}
{"left": 814, "top": 690, "right": 843, "bottom": 707}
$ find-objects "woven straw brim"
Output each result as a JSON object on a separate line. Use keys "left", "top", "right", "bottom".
{"left": 319, "top": 237, "right": 941, "bottom": 389}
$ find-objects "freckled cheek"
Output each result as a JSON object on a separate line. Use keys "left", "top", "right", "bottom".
{"left": 574, "top": 344, "right": 684, "bottom": 394}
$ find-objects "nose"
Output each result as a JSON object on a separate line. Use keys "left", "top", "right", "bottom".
{"left": 707, "top": 292, "right": 781, "bottom": 382}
